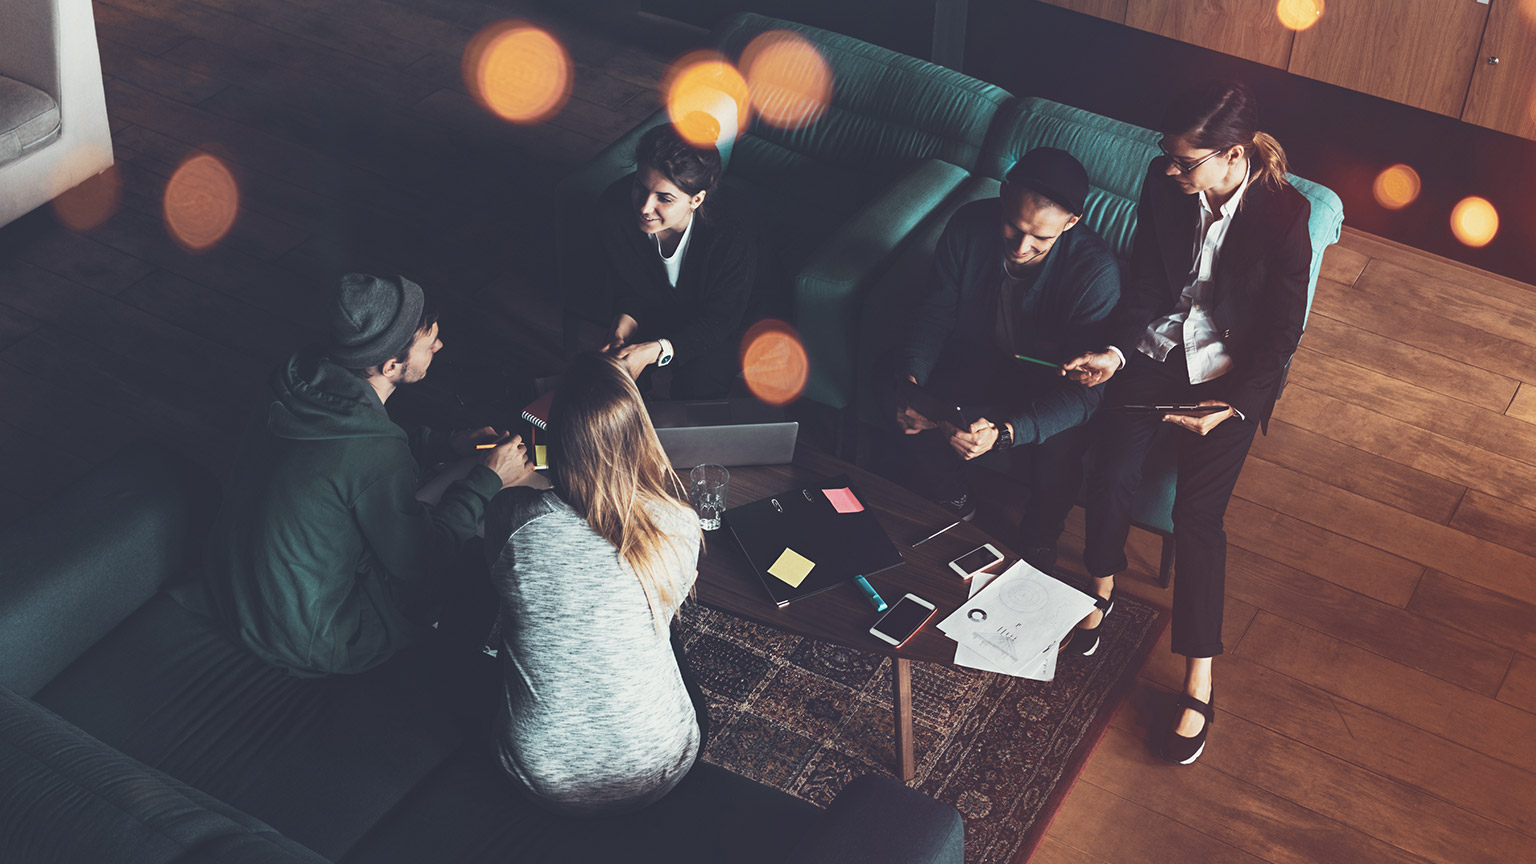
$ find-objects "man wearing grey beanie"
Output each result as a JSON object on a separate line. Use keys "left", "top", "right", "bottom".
{"left": 206, "top": 273, "right": 540, "bottom": 677}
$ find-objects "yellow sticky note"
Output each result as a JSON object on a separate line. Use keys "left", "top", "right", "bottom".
{"left": 534, "top": 445, "right": 547, "bottom": 468}
{"left": 767, "top": 547, "right": 815, "bottom": 588}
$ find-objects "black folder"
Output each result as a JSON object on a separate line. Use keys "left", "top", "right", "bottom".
{"left": 723, "top": 474, "right": 905, "bottom": 607}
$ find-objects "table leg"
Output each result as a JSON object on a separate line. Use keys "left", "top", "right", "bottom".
{"left": 893, "top": 656, "right": 915, "bottom": 782}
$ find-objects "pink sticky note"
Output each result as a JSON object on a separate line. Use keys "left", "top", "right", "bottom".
{"left": 823, "top": 487, "right": 864, "bottom": 514}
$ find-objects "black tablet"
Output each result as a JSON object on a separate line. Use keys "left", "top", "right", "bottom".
{"left": 1112, "top": 403, "right": 1228, "bottom": 415}
{"left": 898, "top": 379, "right": 969, "bottom": 428}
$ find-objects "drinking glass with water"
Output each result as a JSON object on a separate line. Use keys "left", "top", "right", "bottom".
{"left": 689, "top": 464, "right": 729, "bottom": 531}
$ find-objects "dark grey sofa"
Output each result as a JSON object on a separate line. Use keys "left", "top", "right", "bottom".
{"left": 0, "top": 447, "right": 964, "bottom": 864}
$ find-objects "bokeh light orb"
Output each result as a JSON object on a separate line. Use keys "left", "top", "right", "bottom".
{"left": 1371, "top": 164, "right": 1421, "bottom": 210}
{"left": 740, "top": 319, "right": 809, "bottom": 406}
{"left": 164, "top": 153, "right": 239, "bottom": 252}
{"left": 663, "top": 51, "right": 749, "bottom": 147}
{"left": 740, "top": 30, "right": 832, "bottom": 130}
{"left": 52, "top": 164, "right": 122, "bottom": 232}
{"left": 1276, "top": 0, "right": 1324, "bottom": 31}
{"left": 463, "top": 21, "right": 571, "bottom": 124}
{"left": 1450, "top": 196, "right": 1499, "bottom": 248}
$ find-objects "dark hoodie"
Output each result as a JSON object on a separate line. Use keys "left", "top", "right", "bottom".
{"left": 206, "top": 347, "right": 501, "bottom": 676}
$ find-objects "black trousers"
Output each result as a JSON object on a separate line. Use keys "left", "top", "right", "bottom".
{"left": 1083, "top": 349, "right": 1258, "bottom": 658}
{"left": 874, "top": 354, "right": 1089, "bottom": 566}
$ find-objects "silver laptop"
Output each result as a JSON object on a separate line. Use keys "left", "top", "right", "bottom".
{"left": 648, "top": 400, "right": 798, "bottom": 468}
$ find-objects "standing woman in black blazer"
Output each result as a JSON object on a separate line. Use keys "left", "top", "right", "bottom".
{"left": 597, "top": 122, "right": 757, "bottom": 399}
{"left": 1062, "top": 81, "right": 1312, "bottom": 764}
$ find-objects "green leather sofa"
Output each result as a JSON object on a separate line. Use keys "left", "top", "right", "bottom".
{"left": 556, "top": 12, "right": 1013, "bottom": 416}
{"left": 0, "top": 447, "right": 965, "bottom": 864}
{"left": 555, "top": 12, "right": 1343, "bottom": 583}
{"left": 556, "top": 12, "right": 1343, "bottom": 467}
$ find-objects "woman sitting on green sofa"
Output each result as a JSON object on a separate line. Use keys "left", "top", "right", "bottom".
{"left": 597, "top": 121, "right": 758, "bottom": 399}
{"left": 483, "top": 352, "right": 705, "bottom": 813}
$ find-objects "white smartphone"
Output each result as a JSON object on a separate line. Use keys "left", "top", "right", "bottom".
{"left": 869, "top": 593, "right": 938, "bottom": 647}
{"left": 949, "top": 544, "right": 1004, "bottom": 580}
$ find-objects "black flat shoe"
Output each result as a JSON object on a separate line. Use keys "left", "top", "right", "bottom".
{"left": 1162, "top": 691, "right": 1215, "bottom": 765}
{"left": 1061, "top": 593, "right": 1114, "bottom": 657}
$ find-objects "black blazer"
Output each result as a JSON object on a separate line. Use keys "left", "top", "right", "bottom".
{"left": 596, "top": 175, "right": 757, "bottom": 361}
{"left": 1109, "top": 159, "right": 1312, "bottom": 430}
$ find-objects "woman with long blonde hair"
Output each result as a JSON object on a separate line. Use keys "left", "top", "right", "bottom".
{"left": 483, "top": 352, "right": 703, "bottom": 812}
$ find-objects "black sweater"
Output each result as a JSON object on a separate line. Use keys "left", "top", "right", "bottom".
{"left": 597, "top": 175, "right": 757, "bottom": 362}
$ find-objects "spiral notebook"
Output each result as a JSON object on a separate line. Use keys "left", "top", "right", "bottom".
{"left": 723, "top": 474, "right": 905, "bottom": 607}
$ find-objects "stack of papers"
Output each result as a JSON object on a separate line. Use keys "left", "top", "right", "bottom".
{"left": 935, "top": 560, "right": 1098, "bottom": 681}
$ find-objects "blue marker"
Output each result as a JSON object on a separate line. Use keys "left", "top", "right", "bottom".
{"left": 854, "top": 575, "right": 888, "bottom": 612}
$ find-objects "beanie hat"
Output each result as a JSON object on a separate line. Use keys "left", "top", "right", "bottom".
{"left": 1005, "top": 147, "right": 1090, "bottom": 216}
{"left": 327, "top": 273, "right": 425, "bottom": 368}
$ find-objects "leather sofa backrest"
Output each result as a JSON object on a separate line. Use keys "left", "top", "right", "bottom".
{"left": 714, "top": 13, "right": 1011, "bottom": 174}
{"left": 980, "top": 96, "right": 1345, "bottom": 323}
{"left": 978, "top": 96, "right": 1161, "bottom": 259}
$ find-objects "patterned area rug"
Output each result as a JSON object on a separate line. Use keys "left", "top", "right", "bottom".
{"left": 675, "top": 594, "right": 1166, "bottom": 864}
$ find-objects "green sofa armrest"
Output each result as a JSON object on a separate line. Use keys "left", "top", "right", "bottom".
{"left": 0, "top": 444, "right": 216, "bottom": 697}
{"left": 1285, "top": 173, "right": 1345, "bottom": 327}
{"left": 0, "top": 685, "right": 328, "bottom": 863}
{"left": 789, "top": 775, "right": 965, "bottom": 864}
{"left": 796, "top": 158, "right": 970, "bottom": 409}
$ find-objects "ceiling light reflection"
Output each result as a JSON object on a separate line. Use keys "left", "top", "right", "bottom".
{"left": 1371, "top": 164, "right": 1421, "bottom": 210}
{"left": 1450, "top": 196, "right": 1498, "bottom": 247}
{"left": 52, "top": 164, "right": 122, "bottom": 232}
{"left": 164, "top": 153, "right": 239, "bottom": 252}
{"left": 741, "top": 30, "right": 832, "bottom": 130}
{"left": 463, "top": 21, "right": 571, "bottom": 124}
{"left": 663, "top": 51, "right": 748, "bottom": 148}
{"left": 1277, "top": 0, "right": 1324, "bottom": 31}
{"left": 740, "top": 319, "right": 809, "bottom": 406}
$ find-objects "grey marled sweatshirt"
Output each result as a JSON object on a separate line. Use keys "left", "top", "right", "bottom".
{"left": 484, "top": 487, "right": 701, "bottom": 813}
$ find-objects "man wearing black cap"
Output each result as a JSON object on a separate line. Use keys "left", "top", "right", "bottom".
{"left": 206, "top": 273, "right": 538, "bottom": 677}
{"left": 883, "top": 147, "right": 1121, "bottom": 572}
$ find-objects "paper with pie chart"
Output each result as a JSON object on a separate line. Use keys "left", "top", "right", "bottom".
{"left": 947, "top": 569, "right": 1058, "bottom": 681}
{"left": 936, "top": 559, "right": 1098, "bottom": 679}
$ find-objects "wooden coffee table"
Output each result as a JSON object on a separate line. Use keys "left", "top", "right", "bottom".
{"left": 692, "top": 445, "right": 1016, "bottom": 782}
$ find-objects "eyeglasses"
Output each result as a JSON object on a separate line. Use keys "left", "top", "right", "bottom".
{"left": 1158, "top": 142, "right": 1224, "bottom": 175}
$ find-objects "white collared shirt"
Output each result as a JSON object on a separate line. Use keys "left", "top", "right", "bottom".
{"left": 1134, "top": 164, "right": 1252, "bottom": 384}
{"left": 652, "top": 214, "right": 694, "bottom": 288}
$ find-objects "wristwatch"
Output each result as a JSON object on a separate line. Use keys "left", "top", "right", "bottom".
{"left": 993, "top": 423, "right": 1013, "bottom": 451}
{"left": 656, "top": 339, "right": 674, "bottom": 367}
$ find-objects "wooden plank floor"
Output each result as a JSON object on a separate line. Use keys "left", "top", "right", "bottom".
{"left": 3, "top": 1, "right": 1535, "bottom": 861}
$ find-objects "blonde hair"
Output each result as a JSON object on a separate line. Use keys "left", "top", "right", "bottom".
{"left": 548, "top": 353, "right": 700, "bottom": 626}
{"left": 1247, "top": 131, "right": 1290, "bottom": 189}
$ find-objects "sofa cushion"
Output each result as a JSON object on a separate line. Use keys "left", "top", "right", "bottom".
{"left": 341, "top": 745, "right": 819, "bottom": 864}
{"left": 0, "top": 75, "right": 60, "bottom": 165}
{"left": 0, "top": 685, "right": 327, "bottom": 864}
{"left": 32, "top": 593, "right": 476, "bottom": 861}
